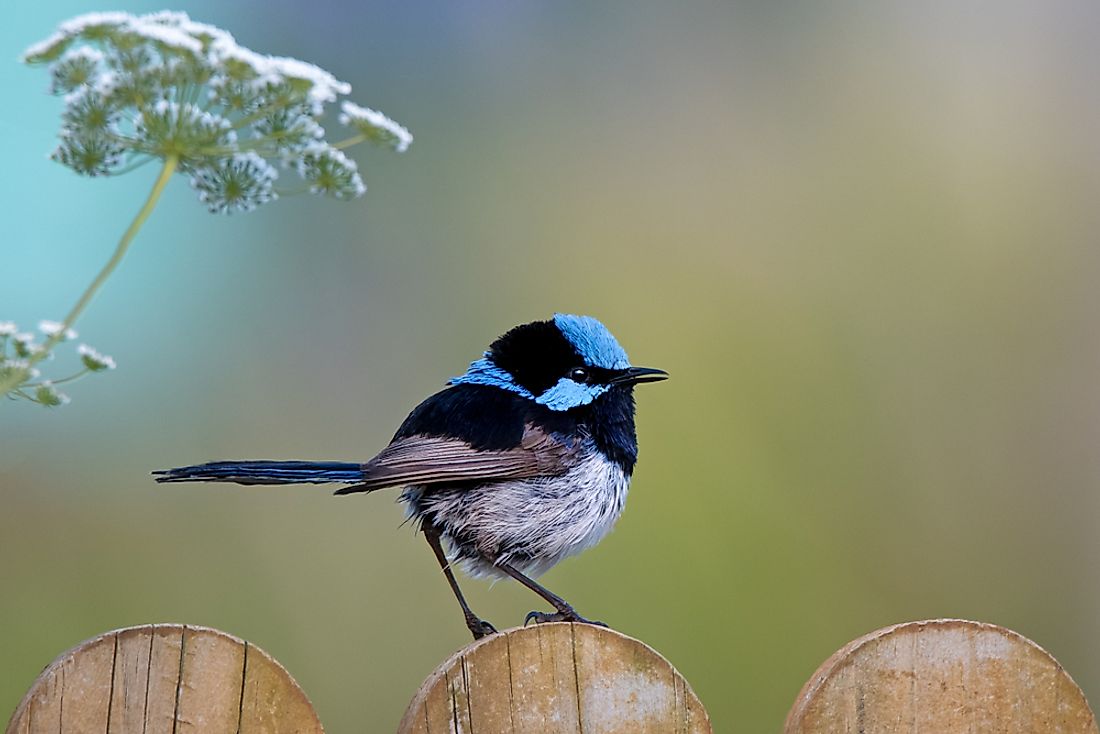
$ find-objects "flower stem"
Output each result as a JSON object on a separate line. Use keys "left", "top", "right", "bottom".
{"left": 331, "top": 134, "right": 366, "bottom": 150}
{"left": 27, "top": 368, "right": 91, "bottom": 388}
{"left": 57, "top": 155, "right": 178, "bottom": 336}
{"left": 0, "top": 155, "right": 178, "bottom": 398}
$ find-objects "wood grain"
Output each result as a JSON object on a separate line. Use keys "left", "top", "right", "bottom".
{"left": 396, "top": 623, "right": 712, "bottom": 734}
{"left": 12, "top": 617, "right": 1092, "bottom": 732}
{"left": 785, "top": 619, "right": 1099, "bottom": 734}
{"left": 4, "top": 624, "right": 322, "bottom": 734}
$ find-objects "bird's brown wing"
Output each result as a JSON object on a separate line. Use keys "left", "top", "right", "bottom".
{"left": 333, "top": 424, "right": 576, "bottom": 495}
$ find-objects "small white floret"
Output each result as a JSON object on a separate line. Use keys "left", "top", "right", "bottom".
{"left": 339, "top": 101, "right": 413, "bottom": 152}
{"left": 38, "top": 320, "right": 78, "bottom": 340}
{"left": 125, "top": 17, "right": 203, "bottom": 55}
{"left": 59, "top": 46, "right": 105, "bottom": 66}
{"left": 56, "top": 11, "right": 134, "bottom": 37}
{"left": 77, "top": 343, "right": 117, "bottom": 371}
{"left": 2, "top": 359, "right": 39, "bottom": 382}
{"left": 21, "top": 32, "right": 67, "bottom": 63}
{"left": 36, "top": 381, "right": 71, "bottom": 407}
{"left": 267, "top": 56, "right": 351, "bottom": 104}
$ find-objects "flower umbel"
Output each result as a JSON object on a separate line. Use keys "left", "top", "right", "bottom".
{"left": 1, "top": 323, "right": 112, "bottom": 406}
{"left": 339, "top": 102, "right": 413, "bottom": 153}
{"left": 24, "top": 10, "right": 411, "bottom": 209}
{"left": 77, "top": 344, "right": 116, "bottom": 371}
{"left": 297, "top": 144, "right": 365, "bottom": 199}
{"left": 190, "top": 151, "right": 278, "bottom": 213}
{"left": 6, "top": 11, "right": 411, "bottom": 407}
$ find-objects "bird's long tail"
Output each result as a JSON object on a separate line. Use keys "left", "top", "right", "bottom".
{"left": 153, "top": 460, "right": 364, "bottom": 485}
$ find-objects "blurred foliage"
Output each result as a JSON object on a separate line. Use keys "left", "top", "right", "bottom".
{"left": 3, "top": 2, "right": 1099, "bottom": 732}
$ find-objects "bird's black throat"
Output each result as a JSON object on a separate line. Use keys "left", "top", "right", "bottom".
{"left": 573, "top": 387, "right": 638, "bottom": 475}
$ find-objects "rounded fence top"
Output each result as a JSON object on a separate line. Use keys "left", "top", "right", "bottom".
{"left": 4, "top": 623, "right": 322, "bottom": 734}
{"left": 785, "top": 618, "right": 1098, "bottom": 734}
{"left": 398, "top": 622, "right": 712, "bottom": 734}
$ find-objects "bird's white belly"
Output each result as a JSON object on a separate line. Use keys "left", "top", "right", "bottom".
{"left": 403, "top": 450, "right": 631, "bottom": 579}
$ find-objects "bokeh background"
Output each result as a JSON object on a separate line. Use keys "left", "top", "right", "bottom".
{"left": 4, "top": 1, "right": 1100, "bottom": 731}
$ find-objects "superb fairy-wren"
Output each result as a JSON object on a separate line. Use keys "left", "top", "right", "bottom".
{"left": 155, "top": 314, "right": 667, "bottom": 639}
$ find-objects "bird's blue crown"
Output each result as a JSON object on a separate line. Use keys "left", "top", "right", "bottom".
{"left": 552, "top": 314, "right": 630, "bottom": 370}
{"left": 451, "top": 314, "right": 631, "bottom": 411}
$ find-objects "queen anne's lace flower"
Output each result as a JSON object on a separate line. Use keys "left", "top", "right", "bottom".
{"left": 61, "top": 87, "right": 118, "bottom": 133}
{"left": 0, "top": 318, "right": 117, "bottom": 405}
{"left": 24, "top": 10, "right": 411, "bottom": 210}
{"left": 77, "top": 344, "right": 116, "bottom": 371}
{"left": 339, "top": 102, "right": 413, "bottom": 153}
{"left": 52, "top": 132, "right": 124, "bottom": 177}
{"left": 254, "top": 107, "right": 325, "bottom": 154}
{"left": 50, "top": 47, "right": 105, "bottom": 93}
{"left": 296, "top": 144, "right": 366, "bottom": 199}
{"left": 35, "top": 382, "right": 70, "bottom": 407}
{"left": 134, "top": 100, "right": 235, "bottom": 166}
{"left": 7, "top": 11, "right": 413, "bottom": 407}
{"left": 38, "top": 321, "right": 78, "bottom": 340}
{"left": 190, "top": 152, "right": 278, "bottom": 213}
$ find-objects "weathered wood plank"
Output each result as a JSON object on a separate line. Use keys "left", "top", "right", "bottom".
{"left": 239, "top": 639, "right": 324, "bottom": 733}
{"left": 417, "top": 659, "right": 454, "bottom": 734}
{"left": 5, "top": 624, "right": 322, "bottom": 734}
{"left": 508, "top": 623, "right": 581, "bottom": 733}
{"left": 9, "top": 631, "right": 116, "bottom": 734}
{"left": 57, "top": 631, "right": 114, "bottom": 733}
{"left": 108, "top": 626, "right": 153, "bottom": 734}
{"left": 174, "top": 626, "right": 245, "bottom": 734}
{"left": 143, "top": 625, "right": 184, "bottom": 734}
{"left": 462, "top": 633, "right": 515, "bottom": 733}
{"left": 785, "top": 619, "right": 1099, "bottom": 734}
{"left": 17, "top": 617, "right": 1090, "bottom": 733}
{"left": 21, "top": 644, "right": 63, "bottom": 734}
{"left": 397, "top": 623, "right": 712, "bottom": 734}
{"left": 572, "top": 622, "right": 709, "bottom": 734}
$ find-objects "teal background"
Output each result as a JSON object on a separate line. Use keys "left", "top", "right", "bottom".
{"left": 4, "top": 2, "right": 1100, "bottom": 731}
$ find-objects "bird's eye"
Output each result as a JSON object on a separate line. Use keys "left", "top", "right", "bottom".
{"left": 569, "top": 367, "right": 589, "bottom": 383}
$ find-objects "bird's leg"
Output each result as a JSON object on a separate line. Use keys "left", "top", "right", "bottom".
{"left": 495, "top": 560, "right": 608, "bottom": 628}
{"left": 423, "top": 525, "right": 497, "bottom": 640}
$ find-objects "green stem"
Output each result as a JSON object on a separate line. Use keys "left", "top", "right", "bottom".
{"left": 26, "top": 368, "right": 91, "bottom": 388}
{"left": 110, "top": 155, "right": 156, "bottom": 176}
{"left": 55, "top": 155, "right": 179, "bottom": 342}
{"left": 332, "top": 134, "right": 366, "bottom": 150}
{"left": 0, "top": 155, "right": 179, "bottom": 398}
{"left": 11, "top": 389, "right": 35, "bottom": 402}
{"left": 195, "top": 133, "right": 365, "bottom": 159}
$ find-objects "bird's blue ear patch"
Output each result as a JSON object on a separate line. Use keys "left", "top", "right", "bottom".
{"left": 450, "top": 357, "right": 535, "bottom": 398}
{"left": 553, "top": 314, "right": 630, "bottom": 370}
{"left": 535, "top": 377, "right": 610, "bottom": 411}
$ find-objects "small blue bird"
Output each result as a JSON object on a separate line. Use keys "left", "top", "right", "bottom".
{"left": 155, "top": 314, "right": 667, "bottom": 639}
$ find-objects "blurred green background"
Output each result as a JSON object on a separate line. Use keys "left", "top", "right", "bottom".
{"left": 3, "top": 2, "right": 1099, "bottom": 731}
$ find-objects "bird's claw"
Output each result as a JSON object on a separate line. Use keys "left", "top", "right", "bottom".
{"left": 467, "top": 617, "right": 498, "bottom": 640}
{"left": 524, "top": 610, "right": 608, "bottom": 628}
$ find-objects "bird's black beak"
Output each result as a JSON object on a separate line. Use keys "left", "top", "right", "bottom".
{"left": 610, "top": 366, "right": 669, "bottom": 386}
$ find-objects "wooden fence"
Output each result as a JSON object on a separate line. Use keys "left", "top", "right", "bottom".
{"left": 5, "top": 619, "right": 1096, "bottom": 733}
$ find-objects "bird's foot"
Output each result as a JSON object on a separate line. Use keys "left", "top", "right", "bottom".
{"left": 524, "top": 609, "right": 608, "bottom": 628}
{"left": 466, "top": 616, "right": 498, "bottom": 640}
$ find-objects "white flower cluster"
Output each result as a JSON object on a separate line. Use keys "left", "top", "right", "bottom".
{"left": 339, "top": 102, "right": 413, "bottom": 153}
{"left": 1, "top": 320, "right": 115, "bottom": 407}
{"left": 77, "top": 344, "right": 117, "bottom": 371}
{"left": 25, "top": 11, "right": 412, "bottom": 213}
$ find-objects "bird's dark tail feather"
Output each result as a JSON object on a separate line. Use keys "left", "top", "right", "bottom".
{"left": 153, "top": 460, "right": 364, "bottom": 485}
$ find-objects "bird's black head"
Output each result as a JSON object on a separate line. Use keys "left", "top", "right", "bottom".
{"left": 451, "top": 314, "right": 667, "bottom": 411}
